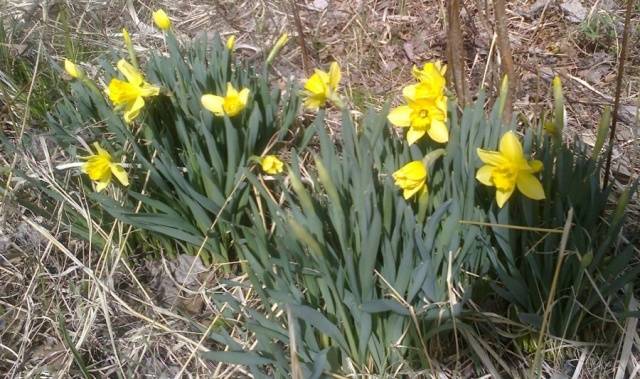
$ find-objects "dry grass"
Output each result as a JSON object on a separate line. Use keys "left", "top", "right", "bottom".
{"left": 1, "top": 0, "right": 639, "bottom": 377}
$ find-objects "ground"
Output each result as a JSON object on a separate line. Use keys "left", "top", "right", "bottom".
{"left": 0, "top": 0, "right": 638, "bottom": 377}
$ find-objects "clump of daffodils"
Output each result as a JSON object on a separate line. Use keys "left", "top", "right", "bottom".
{"left": 390, "top": 61, "right": 449, "bottom": 201}
{"left": 388, "top": 61, "right": 448, "bottom": 145}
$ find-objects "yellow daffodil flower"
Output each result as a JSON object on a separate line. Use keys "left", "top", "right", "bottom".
{"left": 64, "top": 59, "right": 83, "bottom": 79}
{"left": 412, "top": 61, "right": 447, "bottom": 99}
{"left": 393, "top": 160, "right": 427, "bottom": 200}
{"left": 303, "top": 62, "right": 341, "bottom": 110}
{"left": 201, "top": 83, "right": 250, "bottom": 117}
{"left": 476, "top": 131, "right": 545, "bottom": 208}
{"left": 387, "top": 85, "right": 448, "bottom": 145}
{"left": 106, "top": 59, "right": 160, "bottom": 123}
{"left": 152, "top": 9, "right": 171, "bottom": 31}
{"left": 260, "top": 155, "right": 284, "bottom": 175}
{"left": 226, "top": 35, "right": 236, "bottom": 50}
{"left": 81, "top": 143, "right": 129, "bottom": 192}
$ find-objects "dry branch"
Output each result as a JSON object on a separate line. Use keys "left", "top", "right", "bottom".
{"left": 494, "top": 0, "right": 515, "bottom": 124}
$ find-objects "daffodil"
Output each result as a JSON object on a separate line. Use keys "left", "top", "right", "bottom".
{"left": 266, "top": 32, "right": 289, "bottom": 65}
{"left": 303, "top": 62, "right": 341, "bottom": 110}
{"left": 121, "top": 28, "right": 139, "bottom": 68}
{"left": 387, "top": 85, "right": 448, "bottom": 145}
{"left": 226, "top": 35, "right": 236, "bottom": 50}
{"left": 201, "top": 83, "right": 250, "bottom": 117}
{"left": 152, "top": 9, "right": 171, "bottom": 31}
{"left": 476, "top": 131, "right": 545, "bottom": 208}
{"left": 393, "top": 160, "right": 427, "bottom": 200}
{"left": 81, "top": 143, "right": 129, "bottom": 192}
{"left": 64, "top": 59, "right": 83, "bottom": 79}
{"left": 412, "top": 61, "right": 447, "bottom": 99}
{"left": 106, "top": 59, "right": 160, "bottom": 123}
{"left": 122, "top": 28, "right": 132, "bottom": 47}
{"left": 260, "top": 155, "right": 284, "bottom": 175}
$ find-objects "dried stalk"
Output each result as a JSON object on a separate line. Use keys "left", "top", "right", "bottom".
{"left": 446, "top": 0, "right": 469, "bottom": 106}
{"left": 289, "top": 0, "right": 311, "bottom": 75}
{"left": 494, "top": 0, "right": 516, "bottom": 124}
{"left": 603, "top": 0, "right": 634, "bottom": 189}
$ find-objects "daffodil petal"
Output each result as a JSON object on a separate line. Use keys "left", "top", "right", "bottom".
{"left": 499, "top": 131, "right": 524, "bottom": 161}
{"left": 238, "top": 88, "right": 250, "bottom": 106}
{"left": 476, "top": 165, "right": 494, "bottom": 186}
{"left": 387, "top": 105, "right": 412, "bottom": 127}
{"left": 477, "top": 148, "right": 507, "bottom": 166}
{"left": 403, "top": 185, "right": 423, "bottom": 200}
{"left": 201, "top": 94, "right": 225, "bottom": 116}
{"left": 495, "top": 187, "right": 514, "bottom": 208}
{"left": 226, "top": 83, "right": 239, "bottom": 98}
{"left": 124, "top": 96, "right": 145, "bottom": 123}
{"left": 427, "top": 119, "right": 449, "bottom": 143}
{"left": 304, "top": 71, "right": 327, "bottom": 95}
{"left": 304, "top": 96, "right": 325, "bottom": 110}
{"left": 93, "top": 142, "right": 108, "bottom": 156}
{"left": 140, "top": 83, "right": 160, "bottom": 97}
{"left": 402, "top": 84, "right": 418, "bottom": 102}
{"left": 516, "top": 173, "right": 545, "bottom": 200}
{"left": 406, "top": 127, "right": 426, "bottom": 145}
{"left": 117, "top": 59, "right": 143, "bottom": 86}
{"left": 528, "top": 159, "right": 543, "bottom": 173}
{"left": 95, "top": 178, "right": 110, "bottom": 192}
{"left": 111, "top": 164, "right": 129, "bottom": 186}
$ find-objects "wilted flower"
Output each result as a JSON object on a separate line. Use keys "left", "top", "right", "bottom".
{"left": 64, "top": 59, "right": 83, "bottom": 79}
{"left": 106, "top": 59, "right": 160, "bottom": 123}
{"left": 387, "top": 85, "right": 448, "bottom": 145}
{"left": 201, "top": 83, "right": 250, "bottom": 117}
{"left": 260, "top": 155, "right": 284, "bottom": 175}
{"left": 226, "top": 35, "right": 236, "bottom": 50}
{"left": 152, "top": 9, "right": 171, "bottom": 31}
{"left": 303, "top": 62, "right": 341, "bottom": 110}
{"left": 476, "top": 131, "right": 545, "bottom": 208}
{"left": 81, "top": 142, "right": 129, "bottom": 192}
{"left": 393, "top": 160, "right": 427, "bottom": 200}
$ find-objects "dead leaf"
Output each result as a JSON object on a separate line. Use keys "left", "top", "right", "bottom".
{"left": 560, "top": 0, "right": 588, "bottom": 23}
